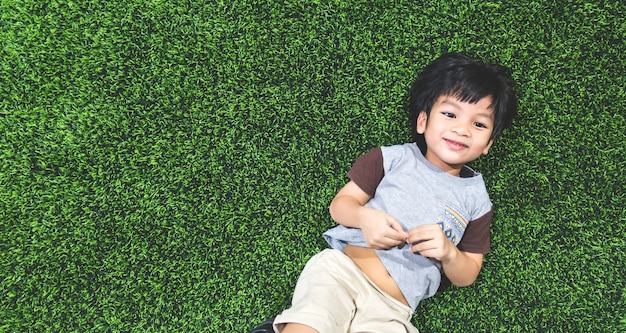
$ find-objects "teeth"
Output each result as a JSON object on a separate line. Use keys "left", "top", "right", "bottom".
{"left": 447, "top": 139, "right": 465, "bottom": 148}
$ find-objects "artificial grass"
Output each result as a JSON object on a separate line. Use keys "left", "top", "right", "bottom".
{"left": 0, "top": 0, "right": 624, "bottom": 332}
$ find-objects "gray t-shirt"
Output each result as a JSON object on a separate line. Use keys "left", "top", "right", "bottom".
{"left": 324, "top": 143, "right": 492, "bottom": 310}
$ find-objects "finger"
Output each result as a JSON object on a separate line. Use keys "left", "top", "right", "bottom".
{"left": 389, "top": 229, "right": 407, "bottom": 242}
{"left": 374, "top": 234, "right": 404, "bottom": 249}
{"left": 384, "top": 219, "right": 406, "bottom": 240}
{"left": 410, "top": 239, "right": 436, "bottom": 255}
{"left": 408, "top": 225, "right": 440, "bottom": 243}
{"left": 388, "top": 218, "right": 405, "bottom": 233}
{"left": 407, "top": 230, "right": 430, "bottom": 244}
{"left": 386, "top": 235, "right": 405, "bottom": 245}
{"left": 371, "top": 232, "right": 403, "bottom": 248}
{"left": 377, "top": 238, "right": 401, "bottom": 249}
{"left": 409, "top": 241, "right": 424, "bottom": 254}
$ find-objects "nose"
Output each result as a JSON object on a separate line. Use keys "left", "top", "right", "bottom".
{"left": 452, "top": 122, "right": 471, "bottom": 137}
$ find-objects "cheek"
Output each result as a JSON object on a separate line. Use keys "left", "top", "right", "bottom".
{"left": 484, "top": 139, "right": 494, "bottom": 153}
{"left": 479, "top": 137, "right": 494, "bottom": 153}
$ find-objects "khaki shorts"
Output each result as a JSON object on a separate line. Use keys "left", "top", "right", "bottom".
{"left": 274, "top": 249, "right": 419, "bottom": 333}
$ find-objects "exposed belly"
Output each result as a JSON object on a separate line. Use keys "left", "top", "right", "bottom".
{"left": 343, "top": 244, "right": 409, "bottom": 306}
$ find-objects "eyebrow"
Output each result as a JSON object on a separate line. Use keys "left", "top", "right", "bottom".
{"left": 440, "top": 99, "right": 462, "bottom": 109}
{"left": 474, "top": 112, "right": 495, "bottom": 120}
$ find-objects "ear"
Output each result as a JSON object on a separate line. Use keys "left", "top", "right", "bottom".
{"left": 482, "top": 139, "right": 494, "bottom": 155}
{"left": 416, "top": 111, "right": 428, "bottom": 134}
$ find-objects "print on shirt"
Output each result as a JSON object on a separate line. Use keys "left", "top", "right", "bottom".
{"left": 436, "top": 204, "right": 469, "bottom": 246}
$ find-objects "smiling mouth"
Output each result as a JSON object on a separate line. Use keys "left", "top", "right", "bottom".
{"left": 445, "top": 139, "right": 468, "bottom": 150}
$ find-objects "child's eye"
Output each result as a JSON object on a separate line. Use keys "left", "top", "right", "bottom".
{"left": 474, "top": 122, "right": 488, "bottom": 129}
{"left": 442, "top": 112, "right": 455, "bottom": 118}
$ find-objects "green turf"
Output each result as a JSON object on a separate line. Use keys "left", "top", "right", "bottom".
{"left": 1, "top": 1, "right": 625, "bottom": 332}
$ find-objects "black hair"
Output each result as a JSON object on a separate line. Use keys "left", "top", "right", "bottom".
{"left": 407, "top": 52, "right": 518, "bottom": 154}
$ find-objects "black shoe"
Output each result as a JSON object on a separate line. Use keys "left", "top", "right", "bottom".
{"left": 248, "top": 317, "right": 275, "bottom": 333}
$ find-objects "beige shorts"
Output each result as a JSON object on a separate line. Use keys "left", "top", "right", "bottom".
{"left": 274, "top": 249, "right": 419, "bottom": 333}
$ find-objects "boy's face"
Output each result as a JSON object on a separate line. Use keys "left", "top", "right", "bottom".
{"left": 416, "top": 95, "right": 495, "bottom": 175}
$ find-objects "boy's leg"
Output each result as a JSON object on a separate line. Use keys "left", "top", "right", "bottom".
{"left": 274, "top": 249, "right": 357, "bottom": 332}
{"left": 281, "top": 323, "right": 318, "bottom": 333}
{"left": 274, "top": 248, "right": 418, "bottom": 333}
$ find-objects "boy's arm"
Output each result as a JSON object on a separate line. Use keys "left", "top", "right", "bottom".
{"left": 441, "top": 249, "right": 483, "bottom": 287}
{"left": 329, "top": 180, "right": 406, "bottom": 249}
{"left": 407, "top": 225, "right": 483, "bottom": 286}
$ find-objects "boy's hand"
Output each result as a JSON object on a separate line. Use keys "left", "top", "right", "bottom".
{"left": 407, "top": 224, "right": 455, "bottom": 262}
{"left": 358, "top": 207, "right": 407, "bottom": 249}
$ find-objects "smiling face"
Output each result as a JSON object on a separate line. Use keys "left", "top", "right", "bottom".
{"left": 416, "top": 95, "right": 495, "bottom": 176}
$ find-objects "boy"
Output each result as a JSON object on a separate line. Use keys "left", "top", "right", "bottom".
{"left": 250, "top": 52, "right": 517, "bottom": 333}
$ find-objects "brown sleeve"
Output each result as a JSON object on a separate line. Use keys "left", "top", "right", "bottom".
{"left": 457, "top": 209, "right": 492, "bottom": 254}
{"left": 346, "top": 147, "right": 384, "bottom": 197}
